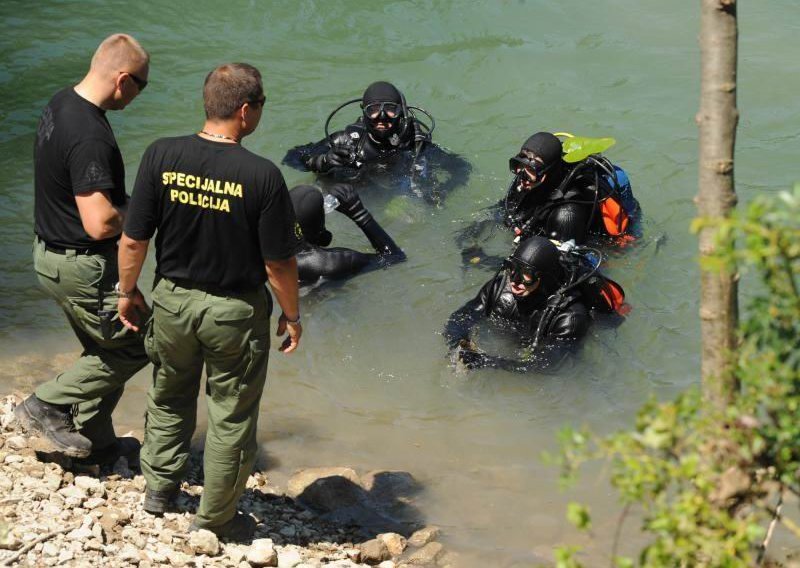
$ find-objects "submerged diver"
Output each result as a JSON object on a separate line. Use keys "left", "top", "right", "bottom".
{"left": 456, "top": 132, "right": 640, "bottom": 264}
{"left": 444, "top": 236, "right": 626, "bottom": 372}
{"left": 283, "top": 81, "right": 471, "bottom": 205}
{"left": 290, "top": 184, "right": 406, "bottom": 284}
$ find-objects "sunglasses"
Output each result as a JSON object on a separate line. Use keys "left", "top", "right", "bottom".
{"left": 363, "top": 101, "right": 400, "bottom": 120}
{"left": 248, "top": 95, "right": 266, "bottom": 108}
{"left": 121, "top": 71, "right": 148, "bottom": 92}
{"left": 508, "top": 155, "right": 548, "bottom": 179}
{"left": 503, "top": 258, "right": 541, "bottom": 287}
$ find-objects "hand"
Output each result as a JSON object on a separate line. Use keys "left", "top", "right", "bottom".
{"left": 276, "top": 313, "right": 302, "bottom": 354}
{"left": 118, "top": 288, "right": 150, "bottom": 332}
{"left": 326, "top": 145, "right": 355, "bottom": 168}
{"left": 328, "top": 183, "right": 370, "bottom": 226}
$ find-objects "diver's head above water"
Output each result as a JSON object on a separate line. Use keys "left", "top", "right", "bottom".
{"left": 290, "top": 185, "right": 332, "bottom": 247}
{"left": 361, "top": 81, "right": 406, "bottom": 144}
{"left": 509, "top": 132, "right": 563, "bottom": 192}
{"left": 503, "top": 236, "right": 564, "bottom": 298}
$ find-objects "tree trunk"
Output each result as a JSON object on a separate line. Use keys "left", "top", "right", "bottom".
{"left": 696, "top": 0, "right": 739, "bottom": 404}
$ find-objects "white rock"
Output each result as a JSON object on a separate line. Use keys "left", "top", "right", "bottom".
{"left": 378, "top": 533, "right": 407, "bottom": 556}
{"left": 42, "top": 541, "right": 59, "bottom": 557}
{"left": 84, "top": 497, "right": 105, "bottom": 510}
{"left": 57, "top": 485, "right": 86, "bottom": 501}
{"left": 188, "top": 528, "right": 220, "bottom": 556}
{"left": 57, "top": 549, "right": 74, "bottom": 563}
{"left": 3, "top": 454, "right": 23, "bottom": 464}
{"left": 119, "top": 542, "right": 140, "bottom": 562}
{"left": 66, "top": 526, "right": 94, "bottom": 541}
{"left": 378, "top": 562, "right": 396, "bottom": 568}
{"left": 74, "top": 476, "right": 104, "bottom": 496}
{"left": 278, "top": 547, "right": 303, "bottom": 568}
{"left": 5, "top": 436, "right": 28, "bottom": 450}
{"left": 247, "top": 538, "right": 278, "bottom": 567}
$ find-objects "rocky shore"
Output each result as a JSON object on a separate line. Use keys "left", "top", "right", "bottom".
{"left": 0, "top": 395, "right": 455, "bottom": 567}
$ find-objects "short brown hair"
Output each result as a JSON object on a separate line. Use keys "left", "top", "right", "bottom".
{"left": 203, "top": 63, "right": 263, "bottom": 120}
{"left": 89, "top": 34, "right": 149, "bottom": 76}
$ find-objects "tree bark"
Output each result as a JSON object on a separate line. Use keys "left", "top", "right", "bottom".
{"left": 696, "top": 0, "right": 739, "bottom": 404}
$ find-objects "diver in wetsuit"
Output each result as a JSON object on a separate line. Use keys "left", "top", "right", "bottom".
{"left": 445, "top": 236, "right": 624, "bottom": 372}
{"left": 457, "top": 132, "right": 640, "bottom": 264}
{"left": 290, "top": 184, "right": 406, "bottom": 285}
{"left": 283, "top": 81, "right": 471, "bottom": 205}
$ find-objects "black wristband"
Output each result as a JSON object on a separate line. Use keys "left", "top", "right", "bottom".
{"left": 282, "top": 312, "right": 301, "bottom": 324}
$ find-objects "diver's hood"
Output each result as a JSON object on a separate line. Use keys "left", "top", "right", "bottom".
{"left": 362, "top": 81, "right": 406, "bottom": 142}
{"left": 509, "top": 236, "right": 564, "bottom": 296}
{"left": 290, "top": 185, "right": 332, "bottom": 247}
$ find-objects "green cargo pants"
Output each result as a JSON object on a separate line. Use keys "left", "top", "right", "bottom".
{"left": 32, "top": 237, "right": 148, "bottom": 449}
{"left": 141, "top": 277, "right": 271, "bottom": 530}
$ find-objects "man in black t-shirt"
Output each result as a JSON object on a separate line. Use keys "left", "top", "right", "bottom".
{"left": 118, "top": 63, "right": 302, "bottom": 541}
{"left": 15, "top": 34, "right": 150, "bottom": 464}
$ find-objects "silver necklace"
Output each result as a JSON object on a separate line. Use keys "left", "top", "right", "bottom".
{"left": 199, "top": 130, "right": 239, "bottom": 143}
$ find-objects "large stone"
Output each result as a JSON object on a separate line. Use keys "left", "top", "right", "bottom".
{"left": 359, "top": 538, "right": 390, "bottom": 565}
{"left": 246, "top": 538, "right": 278, "bottom": 567}
{"left": 74, "top": 475, "right": 105, "bottom": 496}
{"left": 57, "top": 485, "right": 86, "bottom": 501}
{"left": 119, "top": 542, "right": 141, "bottom": 562}
{"left": 277, "top": 547, "right": 303, "bottom": 568}
{"left": 66, "top": 526, "right": 94, "bottom": 541}
{"left": 378, "top": 533, "right": 407, "bottom": 556}
{"left": 188, "top": 528, "right": 220, "bottom": 556}
{"left": 408, "top": 526, "right": 440, "bottom": 547}
{"left": 405, "top": 542, "right": 443, "bottom": 565}
{"left": 5, "top": 436, "right": 28, "bottom": 450}
{"left": 361, "top": 471, "right": 420, "bottom": 503}
{"left": 287, "top": 467, "right": 362, "bottom": 510}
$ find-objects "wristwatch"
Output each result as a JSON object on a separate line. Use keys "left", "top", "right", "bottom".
{"left": 114, "top": 282, "right": 137, "bottom": 299}
{"left": 283, "top": 312, "right": 301, "bottom": 325}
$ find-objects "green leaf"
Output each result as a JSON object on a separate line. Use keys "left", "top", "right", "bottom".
{"left": 566, "top": 502, "right": 592, "bottom": 530}
{"left": 560, "top": 135, "right": 617, "bottom": 163}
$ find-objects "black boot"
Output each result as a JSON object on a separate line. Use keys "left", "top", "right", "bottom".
{"left": 13, "top": 395, "right": 91, "bottom": 458}
{"left": 190, "top": 512, "right": 256, "bottom": 542}
{"left": 144, "top": 486, "right": 179, "bottom": 516}
{"left": 74, "top": 436, "right": 141, "bottom": 467}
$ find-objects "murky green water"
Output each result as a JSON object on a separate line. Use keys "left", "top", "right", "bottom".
{"left": 1, "top": 1, "right": 798, "bottom": 565}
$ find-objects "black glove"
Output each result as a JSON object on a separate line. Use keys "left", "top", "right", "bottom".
{"left": 304, "top": 146, "right": 354, "bottom": 173}
{"left": 328, "top": 183, "right": 371, "bottom": 226}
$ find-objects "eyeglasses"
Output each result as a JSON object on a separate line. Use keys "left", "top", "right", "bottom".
{"left": 509, "top": 155, "right": 548, "bottom": 180}
{"left": 503, "top": 258, "right": 541, "bottom": 287}
{"left": 363, "top": 101, "right": 400, "bottom": 120}
{"left": 120, "top": 71, "right": 148, "bottom": 92}
{"left": 247, "top": 96, "right": 266, "bottom": 108}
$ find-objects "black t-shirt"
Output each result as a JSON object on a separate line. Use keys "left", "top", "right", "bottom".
{"left": 125, "top": 135, "right": 301, "bottom": 291}
{"left": 34, "top": 87, "right": 127, "bottom": 248}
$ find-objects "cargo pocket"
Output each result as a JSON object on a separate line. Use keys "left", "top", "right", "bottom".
{"left": 64, "top": 296, "right": 137, "bottom": 346}
{"left": 238, "top": 330, "right": 269, "bottom": 400}
{"left": 143, "top": 318, "right": 160, "bottom": 366}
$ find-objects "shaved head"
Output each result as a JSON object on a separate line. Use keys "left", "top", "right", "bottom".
{"left": 90, "top": 34, "right": 149, "bottom": 76}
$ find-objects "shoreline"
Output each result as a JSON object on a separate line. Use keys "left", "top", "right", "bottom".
{"left": 0, "top": 395, "right": 454, "bottom": 567}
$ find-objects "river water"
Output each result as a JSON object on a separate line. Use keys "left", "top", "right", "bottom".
{"left": 1, "top": 1, "right": 798, "bottom": 565}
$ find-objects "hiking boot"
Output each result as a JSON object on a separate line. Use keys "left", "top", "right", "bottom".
{"left": 144, "top": 486, "right": 179, "bottom": 516}
{"left": 189, "top": 512, "right": 256, "bottom": 542}
{"left": 13, "top": 395, "right": 91, "bottom": 458}
{"left": 74, "top": 436, "right": 141, "bottom": 467}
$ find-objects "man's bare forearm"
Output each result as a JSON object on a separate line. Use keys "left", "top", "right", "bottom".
{"left": 265, "top": 257, "right": 299, "bottom": 319}
{"left": 118, "top": 233, "right": 149, "bottom": 292}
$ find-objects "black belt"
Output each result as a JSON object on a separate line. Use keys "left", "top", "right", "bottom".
{"left": 39, "top": 238, "right": 117, "bottom": 256}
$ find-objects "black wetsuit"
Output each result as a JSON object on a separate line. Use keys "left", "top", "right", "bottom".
{"left": 297, "top": 204, "right": 406, "bottom": 285}
{"left": 444, "top": 271, "right": 590, "bottom": 371}
{"left": 283, "top": 117, "right": 471, "bottom": 206}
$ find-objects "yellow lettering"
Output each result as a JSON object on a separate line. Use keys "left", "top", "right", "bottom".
{"left": 178, "top": 190, "right": 189, "bottom": 204}
{"left": 233, "top": 183, "right": 243, "bottom": 198}
{"left": 176, "top": 173, "right": 185, "bottom": 187}
{"left": 162, "top": 172, "right": 170, "bottom": 185}
{"left": 200, "top": 195, "right": 209, "bottom": 208}
{"left": 220, "top": 199, "right": 230, "bottom": 213}
{"left": 186, "top": 175, "right": 195, "bottom": 189}
{"left": 170, "top": 189, "right": 179, "bottom": 201}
